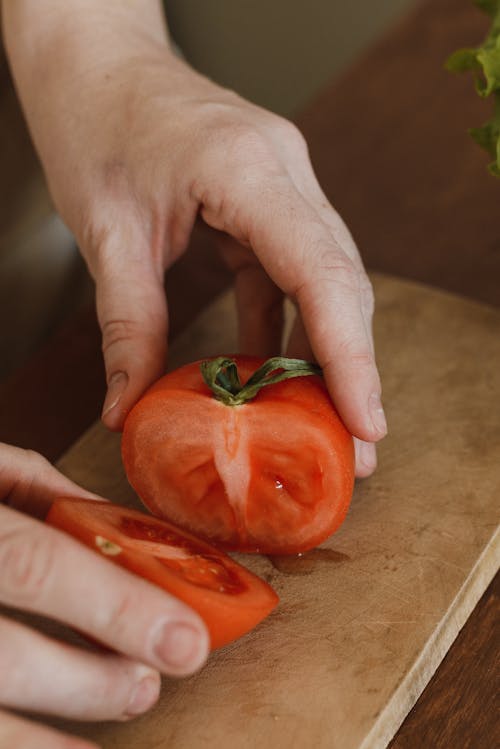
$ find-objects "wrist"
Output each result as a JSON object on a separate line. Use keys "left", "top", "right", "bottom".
{"left": 2, "top": 0, "right": 171, "bottom": 60}
{"left": 2, "top": 0, "right": 177, "bottom": 179}
{"left": 2, "top": 0, "right": 173, "bottom": 123}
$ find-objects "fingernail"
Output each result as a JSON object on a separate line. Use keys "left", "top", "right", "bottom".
{"left": 126, "top": 675, "right": 160, "bottom": 717}
{"left": 369, "top": 392, "right": 387, "bottom": 437}
{"left": 153, "top": 621, "right": 208, "bottom": 673}
{"left": 102, "top": 371, "right": 128, "bottom": 417}
{"left": 358, "top": 441, "right": 377, "bottom": 472}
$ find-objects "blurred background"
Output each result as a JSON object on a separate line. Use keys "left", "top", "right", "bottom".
{"left": 0, "top": 0, "right": 415, "bottom": 379}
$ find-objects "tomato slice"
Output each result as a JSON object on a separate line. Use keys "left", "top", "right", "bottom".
{"left": 47, "top": 498, "right": 278, "bottom": 649}
{"left": 122, "top": 356, "right": 355, "bottom": 554}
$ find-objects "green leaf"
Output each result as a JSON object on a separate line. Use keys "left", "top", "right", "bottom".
{"left": 445, "top": 47, "right": 480, "bottom": 73}
{"left": 476, "top": 44, "right": 500, "bottom": 95}
{"left": 469, "top": 93, "right": 500, "bottom": 172}
{"left": 446, "top": 1, "right": 500, "bottom": 176}
{"left": 470, "top": 123, "right": 497, "bottom": 154}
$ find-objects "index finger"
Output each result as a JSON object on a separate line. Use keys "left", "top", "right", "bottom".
{"left": 227, "top": 183, "right": 386, "bottom": 443}
{"left": 0, "top": 503, "right": 209, "bottom": 677}
{"left": 0, "top": 445, "right": 208, "bottom": 675}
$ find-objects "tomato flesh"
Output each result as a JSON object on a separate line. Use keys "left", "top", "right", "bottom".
{"left": 47, "top": 498, "right": 278, "bottom": 649}
{"left": 122, "top": 356, "right": 355, "bottom": 554}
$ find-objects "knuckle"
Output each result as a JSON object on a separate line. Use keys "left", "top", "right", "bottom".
{"left": 336, "top": 341, "right": 376, "bottom": 370}
{"left": 315, "top": 253, "right": 361, "bottom": 296}
{"left": 82, "top": 214, "right": 113, "bottom": 258}
{"left": 274, "top": 118, "right": 308, "bottom": 153}
{"left": 24, "top": 449, "right": 51, "bottom": 473}
{"left": 77, "top": 667, "right": 132, "bottom": 720}
{"left": 78, "top": 209, "right": 116, "bottom": 278}
{"left": 101, "top": 318, "right": 141, "bottom": 355}
{"left": 360, "top": 276, "right": 376, "bottom": 317}
{"left": 213, "top": 124, "right": 280, "bottom": 183}
{"left": 227, "top": 124, "right": 271, "bottom": 160}
{"left": 98, "top": 587, "right": 140, "bottom": 643}
{"left": 313, "top": 250, "right": 375, "bottom": 318}
{"left": 77, "top": 203, "right": 136, "bottom": 279}
{"left": 0, "top": 524, "right": 56, "bottom": 607}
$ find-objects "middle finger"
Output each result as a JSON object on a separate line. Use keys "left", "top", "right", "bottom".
{"left": 0, "top": 615, "right": 159, "bottom": 721}
{"left": 0, "top": 505, "right": 209, "bottom": 677}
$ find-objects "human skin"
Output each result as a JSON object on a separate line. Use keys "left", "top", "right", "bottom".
{"left": 1, "top": 1, "right": 387, "bottom": 744}
{"left": 0, "top": 443, "right": 209, "bottom": 749}
{"left": 2, "top": 0, "right": 386, "bottom": 474}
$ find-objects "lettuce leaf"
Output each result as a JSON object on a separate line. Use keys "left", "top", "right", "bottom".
{"left": 470, "top": 97, "right": 500, "bottom": 174}
{"left": 446, "top": 0, "right": 500, "bottom": 174}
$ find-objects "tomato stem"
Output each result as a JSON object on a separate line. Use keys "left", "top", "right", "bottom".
{"left": 200, "top": 356, "right": 322, "bottom": 406}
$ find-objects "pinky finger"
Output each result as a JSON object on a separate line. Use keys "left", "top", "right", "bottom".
{"left": 0, "top": 709, "right": 98, "bottom": 749}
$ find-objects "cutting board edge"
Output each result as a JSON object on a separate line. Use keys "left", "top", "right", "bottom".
{"left": 359, "top": 524, "right": 500, "bottom": 749}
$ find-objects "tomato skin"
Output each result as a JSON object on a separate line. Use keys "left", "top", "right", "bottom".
{"left": 47, "top": 498, "right": 278, "bottom": 649}
{"left": 122, "top": 356, "right": 355, "bottom": 555}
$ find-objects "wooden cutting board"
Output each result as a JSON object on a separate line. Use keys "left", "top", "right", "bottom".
{"left": 52, "top": 273, "right": 499, "bottom": 749}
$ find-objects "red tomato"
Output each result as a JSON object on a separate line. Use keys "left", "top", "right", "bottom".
{"left": 122, "top": 356, "right": 355, "bottom": 555}
{"left": 47, "top": 498, "right": 278, "bottom": 649}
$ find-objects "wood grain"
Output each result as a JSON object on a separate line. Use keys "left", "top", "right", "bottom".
{"left": 388, "top": 574, "right": 500, "bottom": 748}
{"left": 1, "top": 1, "right": 499, "bottom": 745}
{"left": 51, "top": 275, "right": 500, "bottom": 749}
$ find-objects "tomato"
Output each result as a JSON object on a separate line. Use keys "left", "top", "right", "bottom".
{"left": 122, "top": 356, "right": 355, "bottom": 555}
{"left": 47, "top": 498, "right": 278, "bottom": 649}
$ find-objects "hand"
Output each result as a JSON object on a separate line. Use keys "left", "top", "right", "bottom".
{"left": 3, "top": 1, "right": 386, "bottom": 476}
{"left": 0, "top": 444, "right": 209, "bottom": 748}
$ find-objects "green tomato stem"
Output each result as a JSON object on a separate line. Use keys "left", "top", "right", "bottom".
{"left": 200, "top": 356, "right": 322, "bottom": 406}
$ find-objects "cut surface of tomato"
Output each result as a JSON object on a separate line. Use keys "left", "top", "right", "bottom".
{"left": 122, "top": 356, "right": 355, "bottom": 554}
{"left": 47, "top": 497, "right": 278, "bottom": 649}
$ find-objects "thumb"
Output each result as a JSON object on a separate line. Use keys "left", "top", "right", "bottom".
{"left": 95, "top": 248, "right": 168, "bottom": 431}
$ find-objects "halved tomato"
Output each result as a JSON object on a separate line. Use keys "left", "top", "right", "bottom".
{"left": 47, "top": 498, "right": 278, "bottom": 649}
{"left": 122, "top": 355, "right": 355, "bottom": 554}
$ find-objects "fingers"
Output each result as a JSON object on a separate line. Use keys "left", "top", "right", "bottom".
{"left": 288, "top": 159, "right": 379, "bottom": 372}
{"left": 270, "top": 145, "right": 385, "bottom": 462}
{"left": 219, "top": 182, "right": 386, "bottom": 443}
{"left": 216, "top": 235, "right": 284, "bottom": 356}
{"left": 281, "top": 145, "right": 385, "bottom": 445}
{"left": 0, "top": 615, "right": 160, "bottom": 721}
{"left": 0, "top": 504, "right": 209, "bottom": 677}
{"left": 91, "top": 229, "right": 169, "bottom": 431}
{"left": 195, "top": 118, "right": 385, "bottom": 445}
{"left": 286, "top": 315, "right": 377, "bottom": 478}
{"left": 295, "top": 263, "right": 383, "bottom": 441}
{"left": 0, "top": 442, "right": 98, "bottom": 519}
{"left": 354, "top": 438, "right": 377, "bottom": 478}
{"left": 0, "top": 709, "right": 98, "bottom": 749}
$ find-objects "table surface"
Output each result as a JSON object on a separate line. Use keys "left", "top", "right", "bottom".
{"left": 51, "top": 275, "right": 499, "bottom": 749}
{"left": 1, "top": 0, "right": 498, "bottom": 746}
